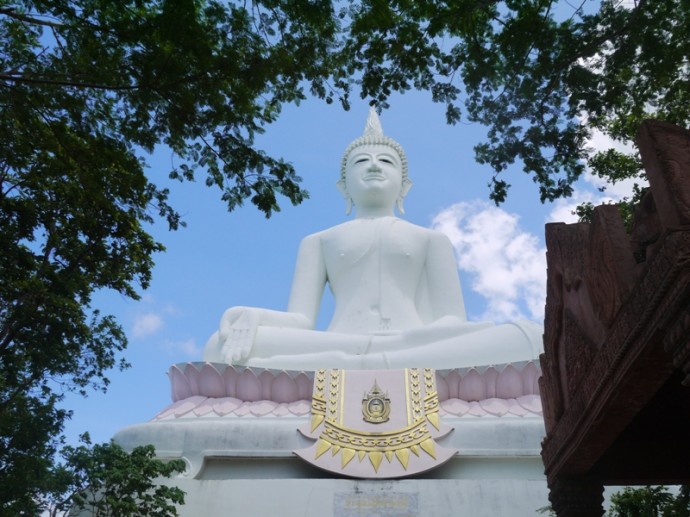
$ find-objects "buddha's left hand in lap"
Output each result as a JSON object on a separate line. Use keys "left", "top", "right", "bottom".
{"left": 218, "top": 307, "right": 261, "bottom": 363}
{"left": 211, "top": 306, "right": 314, "bottom": 364}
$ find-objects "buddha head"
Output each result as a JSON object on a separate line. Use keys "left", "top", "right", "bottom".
{"left": 338, "top": 108, "right": 412, "bottom": 215}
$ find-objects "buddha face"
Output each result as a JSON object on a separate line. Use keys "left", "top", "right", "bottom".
{"left": 342, "top": 144, "right": 405, "bottom": 211}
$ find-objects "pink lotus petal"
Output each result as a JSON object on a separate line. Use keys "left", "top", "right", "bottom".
{"left": 516, "top": 394, "right": 543, "bottom": 415}
{"left": 213, "top": 397, "right": 242, "bottom": 416}
{"left": 521, "top": 362, "right": 540, "bottom": 396}
{"left": 436, "top": 374, "right": 449, "bottom": 402}
{"left": 234, "top": 402, "right": 252, "bottom": 416}
{"left": 483, "top": 367, "right": 499, "bottom": 399}
{"left": 199, "top": 363, "right": 226, "bottom": 398}
{"left": 287, "top": 400, "right": 311, "bottom": 415}
{"left": 295, "top": 372, "right": 313, "bottom": 400}
{"left": 223, "top": 365, "right": 238, "bottom": 398}
{"left": 445, "top": 369, "right": 462, "bottom": 399}
{"left": 468, "top": 401, "right": 486, "bottom": 417}
{"left": 479, "top": 397, "right": 510, "bottom": 417}
{"left": 273, "top": 403, "right": 290, "bottom": 416}
{"left": 170, "top": 365, "right": 192, "bottom": 401}
{"left": 193, "top": 398, "right": 217, "bottom": 416}
{"left": 250, "top": 400, "right": 278, "bottom": 416}
{"left": 259, "top": 370, "right": 274, "bottom": 400}
{"left": 236, "top": 369, "right": 262, "bottom": 402}
{"left": 184, "top": 363, "right": 201, "bottom": 395}
{"left": 458, "top": 368, "right": 486, "bottom": 401}
{"left": 272, "top": 371, "right": 298, "bottom": 403}
{"left": 506, "top": 398, "right": 529, "bottom": 417}
{"left": 173, "top": 396, "right": 207, "bottom": 417}
{"left": 154, "top": 400, "right": 188, "bottom": 420}
{"left": 496, "top": 364, "right": 522, "bottom": 399}
{"left": 440, "top": 399, "right": 470, "bottom": 416}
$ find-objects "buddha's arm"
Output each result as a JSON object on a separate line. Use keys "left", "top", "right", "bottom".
{"left": 210, "top": 234, "right": 326, "bottom": 364}
{"left": 286, "top": 233, "right": 327, "bottom": 326}
{"left": 422, "top": 232, "right": 467, "bottom": 325}
{"left": 226, "top": 233, "right": 326, "bottom": 336}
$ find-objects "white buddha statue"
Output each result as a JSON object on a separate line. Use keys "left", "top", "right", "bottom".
{"left": 203, "top": 109, "right": 542, "bottom": 370}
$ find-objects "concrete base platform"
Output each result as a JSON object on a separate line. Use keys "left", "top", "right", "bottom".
{"left": 172, "top": 477, "right": 550, "bottom": 516}
{"left": 115, "top": 414, "right": 549, "bottom": 516}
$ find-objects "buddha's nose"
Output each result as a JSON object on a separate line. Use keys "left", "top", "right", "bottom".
{"left": 368, "top": 162, "right": 382, "bottom": 172}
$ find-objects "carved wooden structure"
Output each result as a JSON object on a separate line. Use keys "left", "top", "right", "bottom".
{"left": 540, "top": 120, "right": 690, "bottom": 516}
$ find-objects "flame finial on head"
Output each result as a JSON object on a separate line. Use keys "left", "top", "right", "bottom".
{"left": 363, "top": 107, "right": 384, "bottom": 138}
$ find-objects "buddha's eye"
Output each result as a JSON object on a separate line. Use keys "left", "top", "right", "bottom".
{"left": 355, "top": 158, "right": 368, "bottom": 164}
{"left": 380, "top": 158, "right": 393, "bottom": 164}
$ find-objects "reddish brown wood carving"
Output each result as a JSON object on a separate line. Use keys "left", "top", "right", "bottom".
{"left": 541, "top": 121, "right": 690, "bottom": 516}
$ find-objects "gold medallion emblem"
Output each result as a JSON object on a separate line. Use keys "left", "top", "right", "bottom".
{"left": 296, "top": 368, "right": 457, "bottom": 477}
{"left": 362, "top": 380, "right": 391, "bottom": 424}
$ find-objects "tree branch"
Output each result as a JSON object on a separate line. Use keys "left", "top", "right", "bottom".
{"left": 0, "top": 8, "right": 63, "bottom": 28}
{"left": 0, "top": 72, "right": 140, "bottom": 91}
{"left": 0, "top": 71, "right": 206, "bottom": 92}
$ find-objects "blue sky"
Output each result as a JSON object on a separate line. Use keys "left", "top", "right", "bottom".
{"left": 60, "top": 90, "right": 638, "bottom": 446}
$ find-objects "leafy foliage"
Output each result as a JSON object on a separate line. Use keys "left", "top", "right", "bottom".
{"left": 45, "top": 435, "right": 185, "bottom": 517}
{"left": 608, "top": 485, "right": 690, "bottom": 517}
{"left": 333, "top": 0, "right": 690, "bottom": 203}
{"left": 574, "top": 149, "right": 647, "bottom": 229}
{"left": 1, "top": 0, "right": 336, "bottom": 513}
{"left": 538, "top": 485, "right": 690, "bottom": 516}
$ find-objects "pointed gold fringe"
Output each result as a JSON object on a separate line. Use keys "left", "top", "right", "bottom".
{"left": 385, "top": 450, "right": 394, "bottom": 463}
{"left": 427, "top": 412, "right": 440, "bottom": 431}
{"left": 331, "top": 445, "right": 341, "bottom": 456}
{"left": 310, "top": 414, "right": 324, "bottom": 432}
{"left": 420, "top": 438, "right": 436, "bottom": 459}
{"left": 368, "top": 451, "right": 383, "bottom": 472}
{"left": 315, "top": 439, "right": 331, "bottom": 459}
{"left": 410, "top": 445, "right": 420, "bottom": 457}
{"left": 341, "top": 448, "right": 356, "bottom": 468}
{"left": 358, "top": 450, "right": 367, "bottom": 462}
{"left": 395, "top": 448, "right": 410, "bottom": 470}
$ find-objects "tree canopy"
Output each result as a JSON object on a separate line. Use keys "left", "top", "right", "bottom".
{"left": 608, "top": 485, "right": 690, "bottom": 517}
{"left": 46, "top": 435, "right": 185, "bottom": 517}
{"left": 336, "top": 0, "right": 689, "bottom": 204}
{"left": 2, "top": 1, "right": 334, "bottom": 512}
{"left": 1, "top": 0, "right": 688, "bottom": 513}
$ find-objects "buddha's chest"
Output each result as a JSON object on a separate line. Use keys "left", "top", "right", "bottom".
{"left": 320, "top": 220, "right": 428, "bottom": 278}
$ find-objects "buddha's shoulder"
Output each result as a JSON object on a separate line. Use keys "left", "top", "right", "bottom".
{"left": 301, "top": 218, "right": 444, "bottom": 241}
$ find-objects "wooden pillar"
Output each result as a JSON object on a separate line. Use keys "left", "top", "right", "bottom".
{"left": 549, "top": 476, "right": 604, "bottom": 517}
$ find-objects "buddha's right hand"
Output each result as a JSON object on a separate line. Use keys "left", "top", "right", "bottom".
{"left": 218, "top": 307, "right": 260, "bottom": 364}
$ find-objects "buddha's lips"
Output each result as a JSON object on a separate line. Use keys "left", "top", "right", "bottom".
{"left": 363, "top": 173, "right": 385, "bottom": 180}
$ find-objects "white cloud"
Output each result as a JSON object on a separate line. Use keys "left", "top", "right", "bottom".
{"left": 139, "top": 293, "right": 156, "bottom": 304}
{"left": 586, "top": 124, "right": 633, "bottom": 155}
{"left": 432, "top": 200, "right": 546, "bottom": 323}
{"left": 132, "top": 312, "right": 164, "bottom": 338}
{"left": 547, "top": 188, "right": 606, "bottom": 224}
{"left": 161, "top": 338, "right": 200, "bottom": 358}
{"left": 162, "top": 304, "right": 178, "bottom": 315}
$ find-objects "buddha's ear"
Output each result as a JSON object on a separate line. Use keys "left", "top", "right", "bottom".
{"left": 336, "top": 179, "right": 353, "bottom": 215}
{"left": 396, "top": 179, "right": 413, "bottom": 214}
{"left": 336, "top": 178, "right": 347, "bottom": 197}
{"left": 400, "top": 178, "right": 413, "bottom": 197}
